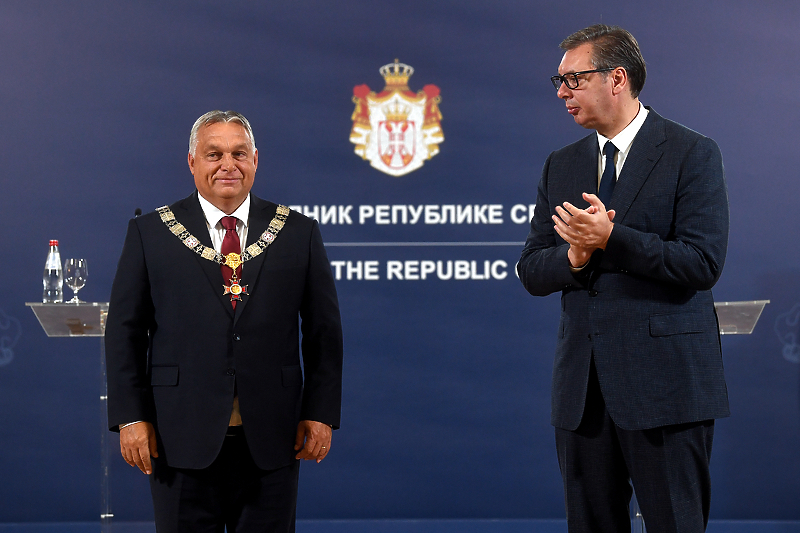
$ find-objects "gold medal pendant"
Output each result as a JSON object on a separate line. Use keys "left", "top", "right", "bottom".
{"left": 223, "top": 272, "right": 248, "bottom": 302}
{"left": 223, "top": 252, "right": 243, "bottom": 271}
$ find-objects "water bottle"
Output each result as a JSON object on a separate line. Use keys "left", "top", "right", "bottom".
{"left": 43, "top": 240, "right": 63, "bottom": 303}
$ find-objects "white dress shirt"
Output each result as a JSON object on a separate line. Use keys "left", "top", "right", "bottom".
{"left": 197, "top": 193, "right": 250, "bottom": 253}
{"left": 596, "top": 102, "right": 649, "bottom": 188}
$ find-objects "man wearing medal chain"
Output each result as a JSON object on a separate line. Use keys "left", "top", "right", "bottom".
{"left": 106, "top": 110, "right": 343, "bottom": 533}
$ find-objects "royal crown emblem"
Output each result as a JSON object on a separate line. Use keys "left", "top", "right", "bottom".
{"left": 350, "top": 60, "right": 443, "bottom": 177}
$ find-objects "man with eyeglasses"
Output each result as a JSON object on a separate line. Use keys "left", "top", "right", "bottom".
{"left": 518, "top": 25, "right": 729, "bottom": 532}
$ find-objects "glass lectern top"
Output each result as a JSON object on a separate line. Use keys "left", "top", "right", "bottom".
{"left": 714, "top": 300, "right": 769, "bottom": 335}
{"left": 26, "top": 302, "right": 109, "bottom": 337}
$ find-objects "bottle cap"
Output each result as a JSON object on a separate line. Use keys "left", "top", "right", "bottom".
{"left": 49, "top": 240, "right": 59, "bottom": 246}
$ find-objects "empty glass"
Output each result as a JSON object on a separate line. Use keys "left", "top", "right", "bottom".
{"left": 64, "top": 258, "right": 88, "bottom": 303}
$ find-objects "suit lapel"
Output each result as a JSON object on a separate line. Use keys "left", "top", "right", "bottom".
{"left": 175, "top": 192, "right": 234, "bottom": 318}
{"left": 233, "top": 196, "right": 273, "bottom": 324}
{"left": 565, "top": 134, "right": 598, "bottom": 207}
{"left": 608, "top": 108, "right": 666, "bottom": 222}
{"left": 578, "top": 136, "right": 599, "bottom": 203}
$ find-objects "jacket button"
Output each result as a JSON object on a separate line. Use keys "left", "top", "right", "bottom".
{"left": 588, "top": 289, "right": 598, "bottom": 297}
{"left": 233, "top": 334, "right": 241, "bottom": 341}
{"left": 226, "top": 368, "right": 235, "bottom": 376}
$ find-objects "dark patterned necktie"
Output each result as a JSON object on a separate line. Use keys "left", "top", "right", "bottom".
{"left": 598, "top": 142, "right": 618, "bottom": 206}
{"left": 220, "top": 216, "right": 241, "bottom": 309}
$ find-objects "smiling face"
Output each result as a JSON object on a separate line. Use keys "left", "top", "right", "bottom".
{"left": 188, "top": 121, "right": 258, "bottom": 214}
{"left": 556, "top": 43, "right": 617, "bottom": 136}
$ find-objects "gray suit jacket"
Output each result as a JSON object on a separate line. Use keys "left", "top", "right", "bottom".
{"left": 519, "top": 108, "right": 730, "bottom": 431}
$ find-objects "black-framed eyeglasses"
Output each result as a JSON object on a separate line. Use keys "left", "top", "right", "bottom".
{"left": 550, "top": 68, "right": 615, "bottom": 90}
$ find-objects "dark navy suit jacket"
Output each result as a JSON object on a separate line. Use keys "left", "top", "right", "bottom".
{"left": 519, "top": 108, "right": 730, "bottom": 431}
{"left": 106, "top": 192, "right": 343, "bottom": 470}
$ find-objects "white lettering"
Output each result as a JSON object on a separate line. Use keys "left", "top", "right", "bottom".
{"left": 492, "top": 260, "right": 508, "bottom": 280}
{"left": 441, "top": 205, "right": 456, "bottom": 224}
{"left": 375, "top": 205, "right": 390, "bottom": 225}
{"left": 339, "top": 205, "right": 353, "bottom": 225}
{"left": 454, "top": 260, "right": 470, "bottom": 280}
{"left": 359, "top": 205, "right": 374, "bottom": 224}
{"left": 420, "top": 260, "right": 436, "bottom": 280}
{"left": 391, "top": 205, "right": 408, "bottom": 224}
{"left": 330, "top": 260, "right": 345, "bottom": 280}
{"left": 408, "top": 205, "right": 424, "bottom": 224}
{"left": 404, "top": 261, "right": 419, "bottom": 280}
{"left": 320, "top": 205, "right": 336, "bottom": 225}
{"left": 488, "top": 205, "right": 503, "bottom": 224}
{"left": 288, "top": 205, "right": 354, "bottom": 224}
{"left": 437, "top": 261, "right": 453, "bottom": 280}
{"left": 364, "top": 261, "right": 380, "bottom": 280}
{"left": 510, "top": 204, "right": 528, "bottom": 224}
{"left": 387, "top": 260, "right": 403, "bottom": 280}
{"left": 424, "top": 205, "right": 440, "bottom": 224}
{"left": 329, "top": 260, "right": 381, "bottom": 280}
{"left": 470, "top": 260, "right": 487, "bottom": 280}
{"left": 346, "top": 261, "right": 363, "bottom": 280}
{"left": 473, "top": 205, "right": 489, "bottom": 224}
{"left": 292, "top": 204, "right": 512, "bottom": 225}
{"left": 456, "top": 205, "right": 471, "bottom": 224}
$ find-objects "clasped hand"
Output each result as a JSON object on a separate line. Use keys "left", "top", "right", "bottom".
{"left": 552, "top": 193, "right": 616, "bottom": 268}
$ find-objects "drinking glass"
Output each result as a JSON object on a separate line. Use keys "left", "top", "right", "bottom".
{"left": 64, "top": 258, "right": 88, "bottom": 303}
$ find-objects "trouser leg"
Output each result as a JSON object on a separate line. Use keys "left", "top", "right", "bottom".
{"left": 617, "top": 420, "right": 714, "bottom": 533}
{"left": 150, "top": 429, "right": 299, "bottom": 533}
{"left": 555, "top": 361, "right": 632, "bottom": 533}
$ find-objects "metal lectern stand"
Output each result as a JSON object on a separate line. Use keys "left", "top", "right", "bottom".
{"left": 26, "top": 302, "right": 112, "bottom": 533}
{"left": 629, "top": 299, "right": 769, "bottom": 533}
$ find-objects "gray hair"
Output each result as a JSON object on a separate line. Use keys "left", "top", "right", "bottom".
{"left": 560, "top": 24, "right": 646, "bottom": 98}
{"left": 188, "top": 110, "right": 257, "bottom": 156}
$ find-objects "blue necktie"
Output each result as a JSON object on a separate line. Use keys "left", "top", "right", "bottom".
{"left": 598, "top": 142, "right": 618, "bottom": 206}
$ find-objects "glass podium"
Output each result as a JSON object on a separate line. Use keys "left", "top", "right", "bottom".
{"left": 26, "top": 302, "right": 112, "bottom": 533}
{"left": 629, "top": 299, "right": 770, "bottom": 532}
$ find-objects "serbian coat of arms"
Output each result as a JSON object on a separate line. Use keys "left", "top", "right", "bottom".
{"left": 349, "top": 60, "right": 443, "bottom": 177}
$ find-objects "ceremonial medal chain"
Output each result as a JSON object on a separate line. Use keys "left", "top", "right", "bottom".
{"left": 156, "top": 204, "right": 290, "bottom": 300}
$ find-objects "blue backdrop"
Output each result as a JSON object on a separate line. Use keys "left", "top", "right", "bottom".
{"left": 1, "top": 0, "right": 798, "bottom": 524}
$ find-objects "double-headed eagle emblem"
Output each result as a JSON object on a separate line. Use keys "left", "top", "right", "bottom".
{"left": 349, "top": 60, "right": 444, "bottom": 177}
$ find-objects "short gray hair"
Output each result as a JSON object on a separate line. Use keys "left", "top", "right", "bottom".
{"left": 188, "top": 110, "right": 256, "bottom": 156}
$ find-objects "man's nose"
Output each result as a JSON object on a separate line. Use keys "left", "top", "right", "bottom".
{"left": 556, "top": 83, "right": 571, "bottom": 99}
{"left": 220, "top": 153, "right": 236, "bottom": 169}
